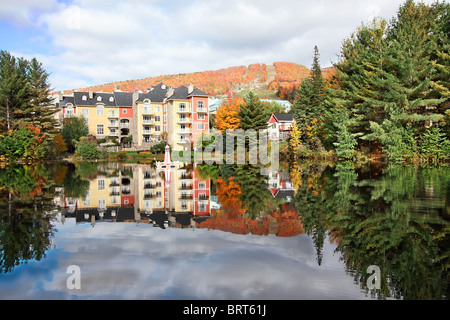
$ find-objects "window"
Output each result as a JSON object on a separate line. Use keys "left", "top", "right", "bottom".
{"left": 97, "top": 105, "right": 104, "bottom": 115}
{"left": 197, "top": 101, "right": 204, "bottom": 109}
{"left": 82, "top": 95, "right": 87, "bottom": 101}
{"left": 97, "top": 124, "right": 104, "bottom": 135}
{"left": 82, "top": 108, "right": 89, "bottom": 116}
{"left": 98, "top": 199, "right": 106, "bottom": 209}
{"left": 84, "top": 118, "right": 89, "bottom": 125}
{"left": 155, "top": 125, "right": 161, "bottom": 132}
{"left": 197, "top": 114, "right": 205, "bottom": 120}
{"left": 156, "top": 191, "right": 162, "bottom": 198}
{"left": 97, "top": 96, "right": 102, "bottom": 101}
{"left": 181, "top": 202, "right": 188, "bottom": 210}
{"left": 109, "top": 97, "right": 114, "bottom": 102}
{"left": 154, "top": 106, "right": 161, "bottom": 113}
{"left": 98, "top": 179, "right": 105, "bottom": 190}
{"left": 164, "top": 115, "right": 167, "bottom": 123}
{"left": 197, "top": 123, "right": 205, "bottom": 130}
{"left": 123, "top": 109, "right": 127, "bottom": 114}
{"left": 156, "top": 181, "right": 162, "bottom": 187}
{"left": 179, "top": 103, "right": 186, "bottom": 110}
{"left": 155, "top": 116, "right": 161, "bottom": 122}
{"left": 198, "top": 182, "right": 206, "bottom": 189}
{"left": 66, "top": 107, "right": 74, "bottom": 117}
{"left": 199, "top": 203, "right": 207, "bottom": 212}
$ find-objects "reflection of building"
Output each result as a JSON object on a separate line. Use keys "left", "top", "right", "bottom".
{"left": 62, "top": 164, "right": 210, "bottom": 228}
{"left": 268, "top": 170, "right": 295, "bottom": 202}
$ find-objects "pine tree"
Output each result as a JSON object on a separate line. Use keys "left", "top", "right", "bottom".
{"left": 26, "top": 58, "right": 58, "bottom": 137}
{"left": 310, "top": 45, "right": 326, "bottom": 115}
{"left": 237, "top": 92, "right": 268, "bottom": 131}
{"left": 292, "top": 77, "right": 313, "bottom": 136}
{"left": 0, "top": 51, "right": 29, "bottom": 131}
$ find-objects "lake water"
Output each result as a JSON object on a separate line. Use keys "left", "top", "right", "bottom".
{"left": 0, "top": 161, "right": 448, "bottom": 300}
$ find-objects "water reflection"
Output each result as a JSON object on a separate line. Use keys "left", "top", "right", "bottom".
{"left": 0, "top": 161, "right": 448, "bottom": 299}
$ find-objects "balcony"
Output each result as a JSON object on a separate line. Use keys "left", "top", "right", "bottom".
{"left": 142, "top": 108, "right": 153, "bottom": 115}
{"left": 144, "top": 183, "right": 155, "bottom": 189}
{"left": 120, "top": 122, "right": 130, "bottom": 128}
{"left": 177, "top": 107, "right": 192, "bottom": 113}
{"left": 143, "top": 130, "right": 153, "bottom": 135}
{"left": 144, "top": 193, "right": 155, "bottom": 199}
{"left": 198, "top": 194, "right": 210, "bottom": 201}
{"left": 108, "top": 132, "right": 119, "bottom": 137}
{"left": 177, "top": 139, "right": 190, "bottom": 145}
{"left": 176, "top": 128, "right": 192, "bottom": 135}
{"left": 109, "top": 181, "right": 120, "bottom": 187}
{"left": 177, "top": 117, "right": 192, "bottom": 124}
{"left": 179, "top": 183, "right": 193, "bottom": 190}
{"left": 179, "top": 194, "right": 194, "bottom": 200}
{"left": 108, "top": 122, "right": 119, "bottom": 127}
{"left": 143, "top": 119, "right": 154, "bottom": 125}
{"left": 180, "top": 173, "right": 192, "bottom": 179}
{"left": 108, "top": 112, "right": 119, "bottom": 118}
{"left": 197, "top": 107, "right": 207, "bottom": 113}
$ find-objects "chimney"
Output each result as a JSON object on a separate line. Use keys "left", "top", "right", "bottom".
{"left": 132, "top": 90, "right": 139, "bottom": 105}
{"left": 59, "top": 91, "right": 64, "bottom": 101}
{"left": 188, "top": 83, "right": 194, "bottom": 94}
{"left": 166, "top": 87, "right": 174, "bottom": 98}
{"left": 89, "top": 87, "right": 93, "bottom": 99}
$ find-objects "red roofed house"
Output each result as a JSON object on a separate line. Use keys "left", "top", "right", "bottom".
{"left": 267, "top": 113, "right": 295, "bottom": 140}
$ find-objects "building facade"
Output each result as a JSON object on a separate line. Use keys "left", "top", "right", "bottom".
{"left": 57, "top": 83, "right": 209, "bottom": 151}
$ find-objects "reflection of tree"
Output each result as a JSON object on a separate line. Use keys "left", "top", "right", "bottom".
{"left": 323, "top": 164, "right": 450, "bottom": 299}
{"left": 292, "top": 162, "right": 330, "bottom": 265}
{"left": 197, "top": 164, "right": 303, "bottom": 237}
{"left": 0, "top": 165, "right": 57, "bottom": 273}
{"left": 62, "top": 162, "right": 91, "bottom": 199}
{"left": 234, "top": 165, "right": 277, "bottom": 219}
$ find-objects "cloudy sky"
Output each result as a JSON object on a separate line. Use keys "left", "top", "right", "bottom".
{"left": 0, "top": 0, "right": 438, "bottom": 91}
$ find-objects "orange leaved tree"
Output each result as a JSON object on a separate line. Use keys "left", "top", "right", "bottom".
{"left": 215, "top": 95, "right": 243, "bottom": 132}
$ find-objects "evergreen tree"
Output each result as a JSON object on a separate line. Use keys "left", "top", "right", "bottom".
{"left": 292, "top": 77, "right": 313, "bottom": 136}
{"left": 310, "top": 45, "right": 326, "bottom": 115}
{"left": 26, "top": 58, "right": 58, "bottom": 137}
{"left": 0, "top": 51, "right": 29, "bottom": 131}
{"left": 292, "top": 46, "right": 327, "bottom": 140}
{"left": 237, "top": 92, "right": 268, "bottom": 131}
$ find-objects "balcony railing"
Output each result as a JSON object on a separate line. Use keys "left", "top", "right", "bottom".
{"left": 143, "top": 130, "right": 152, "bottom": 135}
{"left": 177, "top": 118, "right": 192, "bottom": 124}
{"left": 120, "top": 122, "right": 130, "bottom": 128}
{"left": 108, "top": 132, "right": 119, "bottom": 137}
{"left": 108, "top": 112, "right": 118, "bottom": 118}
{"left": 142, "top": 109, "right": 152, "bottom": 115}
{"left": 108, "top": 122, "right": 119, "bottom": 127}
{"left": 177, "top": 139, "right": 190, "bottom": 144}
{"left": 176, "top": 129, "right": 192, "bottom": 134}
{"left": 143, "top": 120, "right": 154, "bottom": 125}
{"left": 177, "top": 108, "right": 192, "bottom": 113}
{"left": 196, "top": 107, "right": 207, "bottom": 113}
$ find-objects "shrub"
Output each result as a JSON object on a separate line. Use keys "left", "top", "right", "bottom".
{"left": 74, "top": 136, "right": 99, "bottom": 160}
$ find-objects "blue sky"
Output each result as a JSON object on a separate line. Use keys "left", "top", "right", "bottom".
{"left": 0, "top": 0, "right": 439, "bottom": 91}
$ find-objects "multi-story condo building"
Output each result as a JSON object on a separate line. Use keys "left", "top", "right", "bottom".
{"left": 57, "top": 83, "right": 209, "bottom": 151}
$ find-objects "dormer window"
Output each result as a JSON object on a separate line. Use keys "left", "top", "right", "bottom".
{"left": 97, "top": 96, "right": 102, "bottom": 102}
{"left": 82, "top": 95, "right": 87, "bottom": 101}
{"left": 109, "top": 97, "right": 114, "bottom": 102}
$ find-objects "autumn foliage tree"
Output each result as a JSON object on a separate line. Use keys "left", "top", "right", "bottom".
{"left": 215, "top": 94, "right": 243, "bottom": 131}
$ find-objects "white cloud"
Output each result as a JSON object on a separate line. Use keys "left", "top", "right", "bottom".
{"left": 18, "top": 0, "right": 438, "bottom": 90}
{"left": 0, "top": 0, "right": 57, "bottom": 25}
